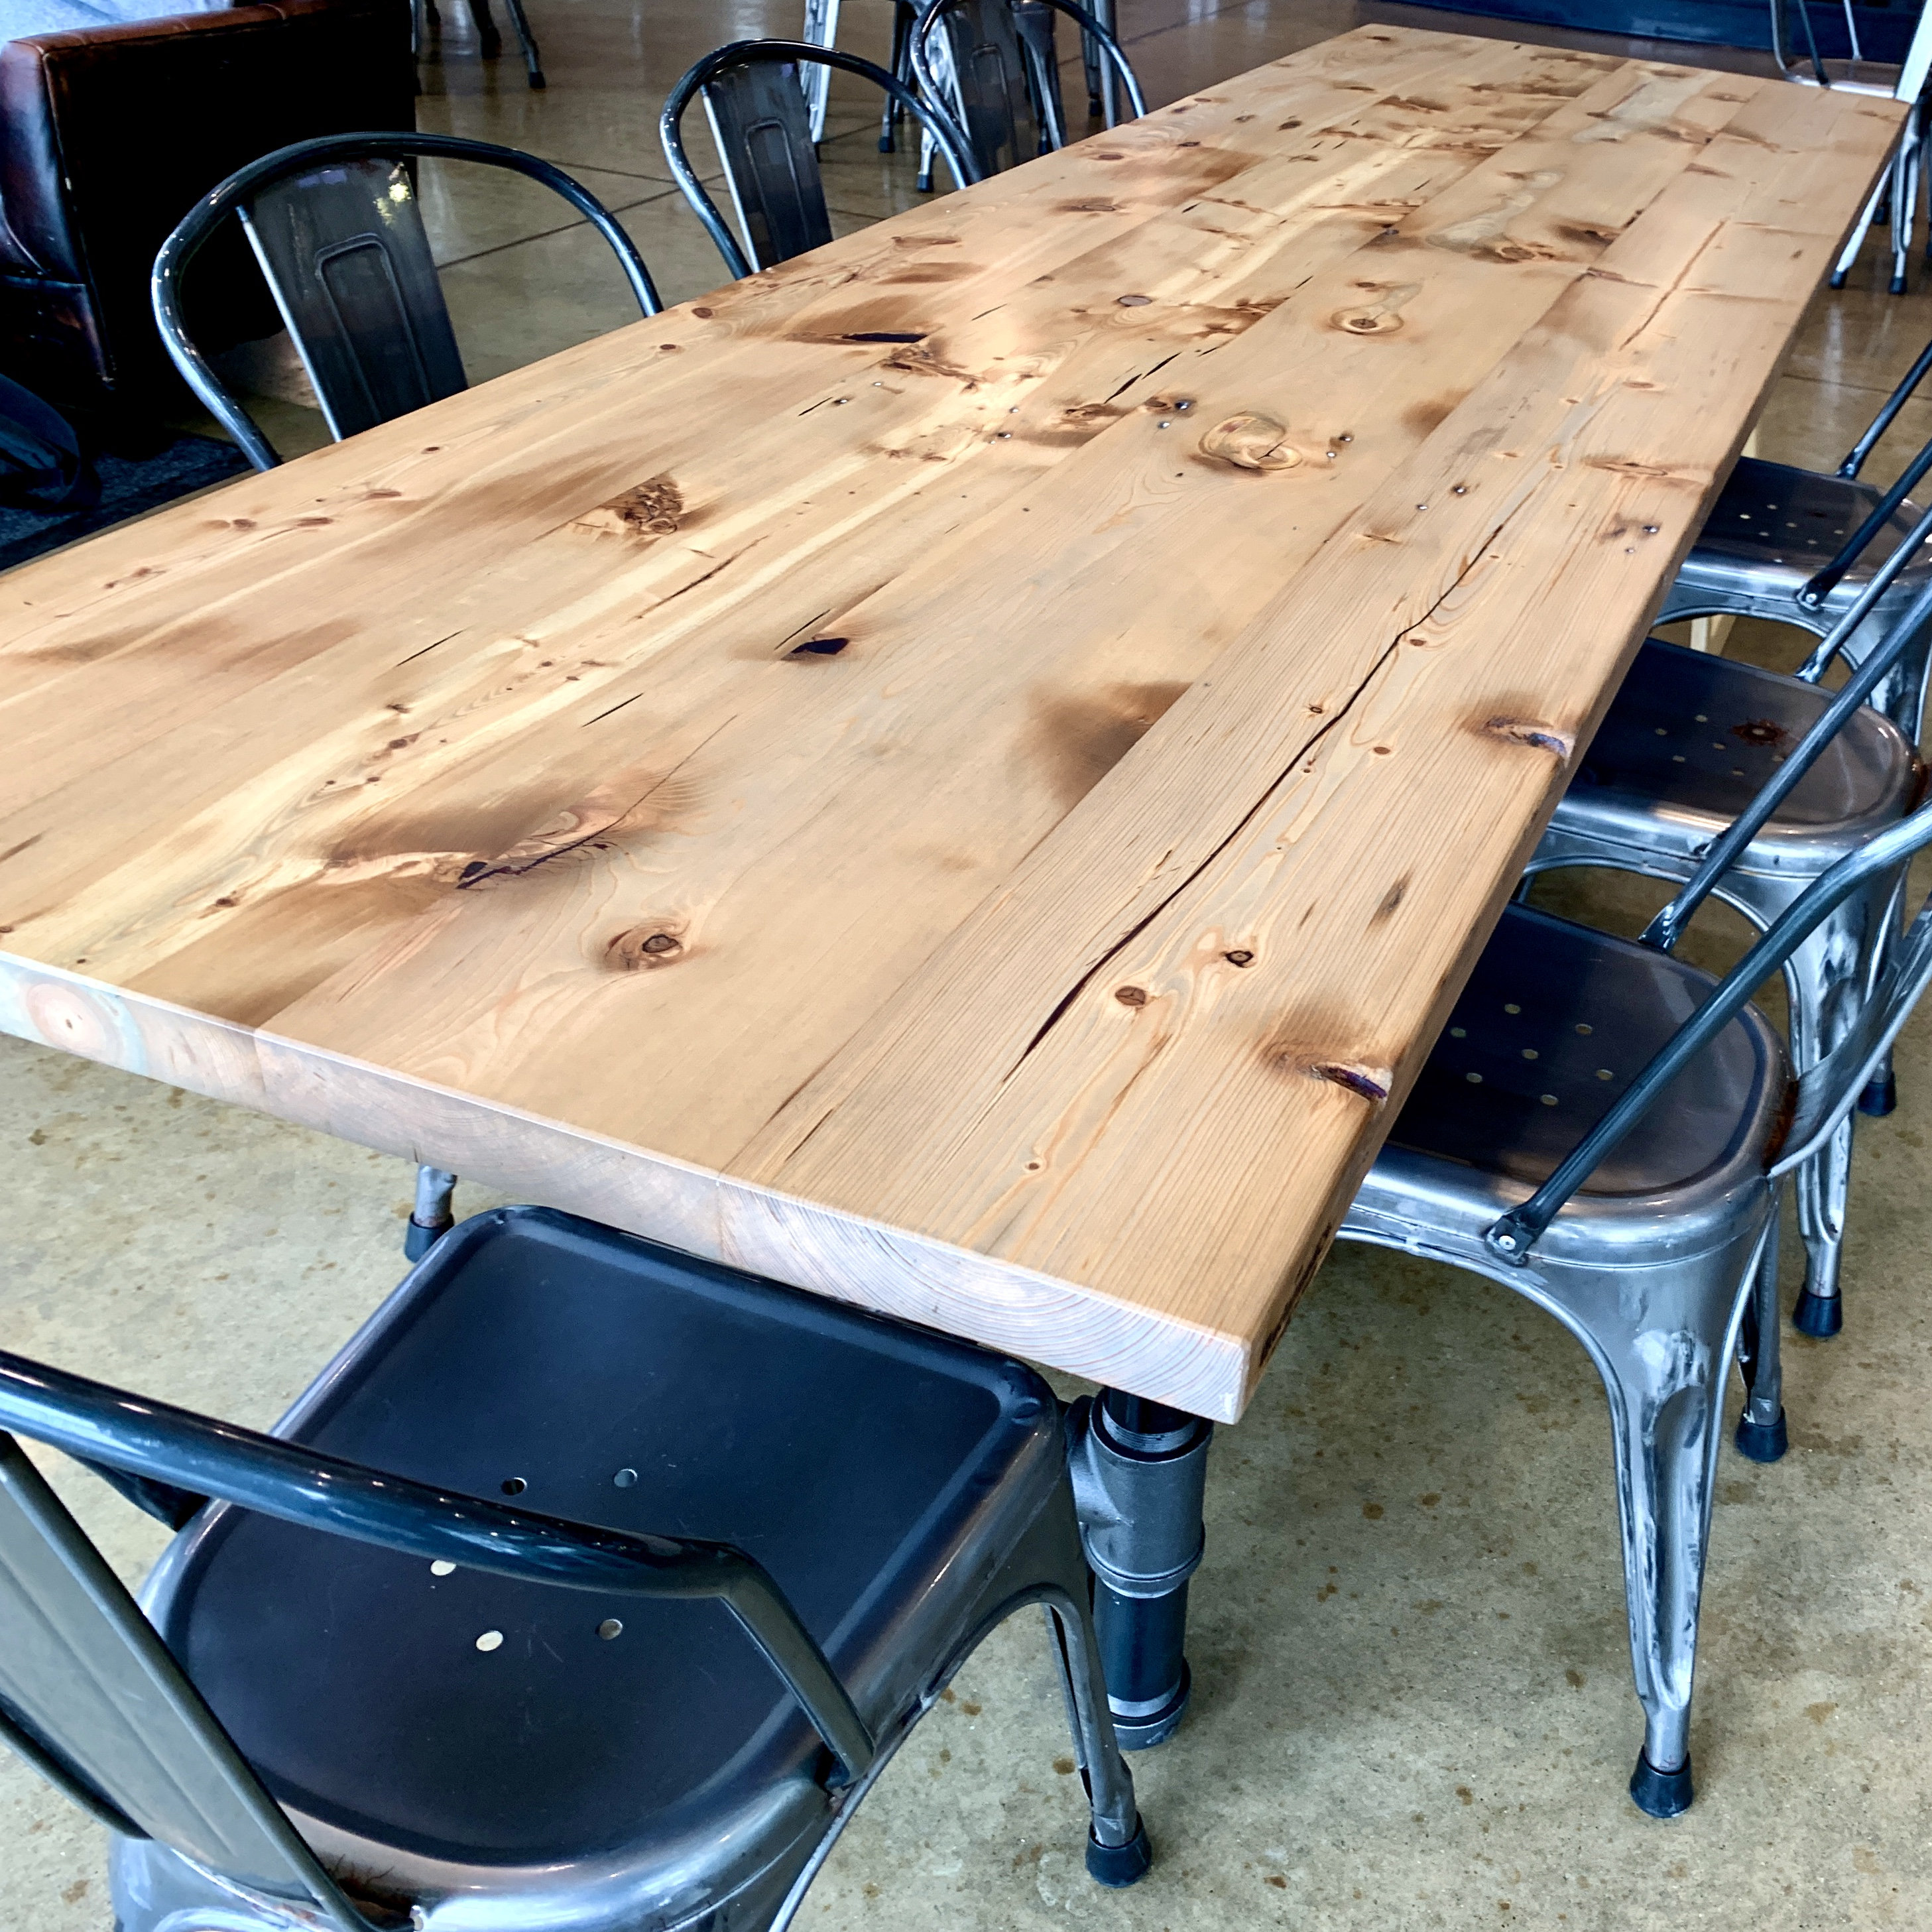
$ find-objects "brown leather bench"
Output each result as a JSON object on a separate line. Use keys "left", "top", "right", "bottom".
{"left": 0, "top": 0, "right": 413, "bottom": 430}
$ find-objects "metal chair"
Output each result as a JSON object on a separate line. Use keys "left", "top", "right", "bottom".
{"left": 1532, "top": 516, "right": 1932, "bottom": 1340}
{"left": 0, "top": 1206, "right": 1150, "bottom": 1931}
{"left": 660, "top": 42, "right": 979, "bottom": 281}
{"left": 1771, "top": 0, "right": 1932, "bottom": 292}
{"left": 1656, "top": 342, "right": 1932, "bottom": 744}
{"left": 153, "top": 131, "right": 660, "bottom": 473}
{"left": 908, "top": 0, "right": 1144, "bottom": 186}
{"left": 1344, "top": 794, "right": 1932, "bottom": 1818}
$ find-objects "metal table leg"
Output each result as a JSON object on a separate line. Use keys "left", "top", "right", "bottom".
{"left": 1067, "top": 1389, "right": 1211, "bottom": 1750}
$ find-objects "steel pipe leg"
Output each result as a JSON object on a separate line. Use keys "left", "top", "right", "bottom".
{"left": 1067, "top": 1390, "right": 1211, "bottom": 1750}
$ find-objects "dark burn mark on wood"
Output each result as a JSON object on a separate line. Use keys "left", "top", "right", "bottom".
{"left": 839, "top": 330, "right": 926, "bottom": 343}
{"left": 1031, "top": 682, "right": 1191, "bottom": 811}
{"left": 789, "top": 636, "right": 849, "bottom": 657}
{"left": 1484, "top": 716, "right": 1573, "bottom": 758}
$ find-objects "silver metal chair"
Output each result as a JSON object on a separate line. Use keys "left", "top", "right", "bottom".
{"left": 1657, "top": 345, "right": 1932, "bottom": 743}
{"left": 908, "top": 0, "right": 1144, "bottom": 187}
{"left": 1344, "top": 795, "right": 1932, "bottom": 1818}
{"left": 660, "top": 42, "right": 979, "bottom": 281}
{"left": 0, "top": 1207, "right": 1150, "bottom": 1931}
{"left": 152, "top": 131, "right": 660, "bottom": 473}
{"left": 1772, "top": 0, "right": 1932, "bottom": 292}
{"left": 1533, "top": 516, "right": 1932, "bottom": 1339}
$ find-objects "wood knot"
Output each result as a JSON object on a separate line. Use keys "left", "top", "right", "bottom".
{"left": 789, "top": 636, "right": 849, "bottom": 657}
{"left": 1225, "top": 949, "right": 1254, "bottom": 966}
{"left": 1115, "top": 985, "right": 1149, "bottom": 1006}
{"left": 579, "top": 475, "right": 685, "bottom": 538}
{"left": 1484, "top": 717, "right": 1573, "bottom": 758}
{"left": 606, "top": 927, "right": 686, "bottom": 971}
{"left": 1198, "top": 412, "right": 1301, "bottom": 471}
{"left": 1309, "top": 1062, "right": 1389, "bottom": 1103}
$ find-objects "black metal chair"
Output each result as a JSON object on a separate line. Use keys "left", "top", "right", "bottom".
{"left": 152, "top": 131, "right": 660, "bottom": 473}
{"left": 1345, "top": 794, "right": 1932, "bottom": 1817}
{"left": 0, "top": 1206, "right": 1150, "bottom": 1931}
{"left": 659, "top": 42, "right": 979, "bottom": 281}
{"left": 909, "top": 0, "right": 1144, "bottom": 182}
{"left": 416, "top": 0, "right": 545, "bottom": 90}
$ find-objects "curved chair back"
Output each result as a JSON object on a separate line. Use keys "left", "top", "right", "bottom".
{"left": 911, "top": 0, "right": 1144, "bottom": 172}
{"left": 0, "top": 1343, "right": 874, "bottom": 1927}
{"left": 153, "top": 133, "right": 662, "bottom": 472}
{"left": 660, "top": 41, "right": 979, "bottom": 280}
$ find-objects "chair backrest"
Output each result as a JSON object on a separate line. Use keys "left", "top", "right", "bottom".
{"left": 1487, "top": 792, "right": 1932, "bottom": 1263}
{"left": 661, "top": 40, "right": 980, "bottom": 280}
{"left": 153, "top": 132, "right": 662, "bottom": 473}
{"left": 0, "top": 1432, "right": 375, "bottom": 1932}
{"left": 0, "top": 1344, "right": 875, "bottom": 1900}
{"left": 910, "top": 0, "right": 1144, "bottom": 175}
{"left": 1644, "top": 498, "right": 1932, "bottom": 955}
{"left": 1770, "top": 0, "right": 1932, "bottom": 93}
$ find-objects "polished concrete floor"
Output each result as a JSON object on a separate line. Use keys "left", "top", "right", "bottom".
{"left": 9, "top": 2, "right": 1932, "bottom": 1927}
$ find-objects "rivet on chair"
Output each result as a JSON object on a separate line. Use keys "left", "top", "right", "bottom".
{"left": 1503, "top": 1002, "right": 1522, "bottom": 1014}
{"left": 501, "top": 1477, "right": 527, "bottom": 1496}
{"left": 430, "top": 1560, "right": 455, "bottom": 1577}
{"left": 1596, "top": 1068, "right": 1614, "bottom": 1080}
{"left": 476, "top": 1630, "right": 505, "bottom": 1653}
{"left": 1575, "top": 1023, "right": 1593, "bottom": 1035}
{"left": 614, "top": 1467, "right": 638, "bottom": 1488}
{"left": 1449, "top": 1026, "right": 1467, "bottom": 1038}
{"left": 1540, "top": 1093, "right": 1558, "bottom": 1106}
{"left": 1694, "top": 714, "right": 1708, "bottom": 723}
{"left": 598, "top": 1619, "right": 625, "bottom": 1640}
{"left": 1672, "top": 755, "right": 1686, "bottom": 762}
{"left": 1465, "top": 1071, "right": 1482, "bottom": 1084}
{"left": 1654, "top": 727, "right": 1669, "bottom": 737}
{"left": 1521, "top": 1048, "right": 1538, "bottom": 1059}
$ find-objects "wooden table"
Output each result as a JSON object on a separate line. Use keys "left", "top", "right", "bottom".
{"left": 0, "top": 27, "right": 1898, "bottom": 1429}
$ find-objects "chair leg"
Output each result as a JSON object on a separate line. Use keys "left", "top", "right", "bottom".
{"left": 1734, "top": 1213, "right": 1789, "bottom": 1463}
{"left": 881, "top": 0, "right": 914, "bottom": 151}
{"left": 1832, "top": 169, "right": 1887, "bottom": 288}
{"left": 405, "top": 1166, "right": 457, "bottom": 1260}
{"left": 463, "top": 0, "right": 503, "bottom": 58}
{"left": 1041, "top": 1596, "right": 1152, "bottom": 1884}
{"left": 1890, "top": 120, "right": 1921, "bottom": 295}
{"left": 1535, "top": 1221, "right": 1768, "bottom": 1816}
{"left": 498, "top": 0, "right": 544, "bottom": 88}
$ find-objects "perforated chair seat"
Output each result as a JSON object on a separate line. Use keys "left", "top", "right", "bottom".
{"left": 1558, "top": 637, "right": 1920, "bottom": 855}
{"left": 1686, "top": 457, "right": 1922, "bottom": 583}
{"left": 1382, "top": 903, "right": 1787, "bottom": 1218}
{"left": 113, "top": 1207, "right": 1075, "bottom": 1928}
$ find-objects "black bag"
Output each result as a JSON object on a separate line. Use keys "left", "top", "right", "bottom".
{"left": 0, "top": 373, "right": 99, "bottom": 513}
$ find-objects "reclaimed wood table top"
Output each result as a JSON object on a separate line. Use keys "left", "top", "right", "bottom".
{"left": 0, "top": 27, "right": 1900, "bottom": 1419}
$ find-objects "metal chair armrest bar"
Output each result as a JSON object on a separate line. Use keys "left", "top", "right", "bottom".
{"left": 659, "top": 42, "right": 980, "bottom": 284}
{"left": 1840, "top": 333, "right": 1932, "bottom": 477}
{"left": 1485, "top": 800, "right": 1932, "bottom": 1262}
{"left": 1799, "top": 428, "right": 1932, "bottom": 608}
{"left": 1642, "top": 507, "right": 1932, "bottom": 953}
{"left": 0, "top": 1349, "right": 873, "bottom": 1784}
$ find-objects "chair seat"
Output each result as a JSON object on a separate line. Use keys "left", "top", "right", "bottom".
{"left": 1380, "top": 904, "right": 1786, "bottom": 1225}
{"left": 1674, "top": 457, "right": 1929, "bottom": 603}
{"left": 132, "top": 1209, "right": 1057, "bottom": 1911}
{"left": 1557, "top": 637, "right": 1919, "bottom": 848}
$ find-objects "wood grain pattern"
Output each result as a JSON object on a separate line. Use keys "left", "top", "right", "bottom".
{"left": 0, "top": 30, "right": 1900, "bottom": 1418}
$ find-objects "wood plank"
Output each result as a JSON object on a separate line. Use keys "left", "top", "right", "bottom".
{"left": 0, "top": 30, "right": 1898, "bottom": 1420}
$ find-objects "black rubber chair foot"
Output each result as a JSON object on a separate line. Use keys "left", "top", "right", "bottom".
{"left": 404, "top": 1218, "right": 452, "bottom": 1262}
{"left": 1085, "top": 1818, "right": 1152, "bottom": 1888}
{"left": 528, "top": 71, "right": 546, "bottom": 88}
{"left": 1111, "top": 1661, "right": 1191, "bottom": 1751}
{"left": 1629, "top": 1750, "right": 1693, "bottom": 1819}
{"left": 878, "top": 135, "right": 896, "bottom": 152}
{"left": 1793, "top": 1289, "right": 1843, "bottom": 1338}
{"left": 1734, "top": 1407, "right": 1789, "bottom": 1463}
{"left": 1892, "top": 274, "right": 1909, "bottom": 294}
{"left": 1858, "top": 1068, "right": 1898, "bottom": 1116}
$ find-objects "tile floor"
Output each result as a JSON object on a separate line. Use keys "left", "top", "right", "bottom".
{"left": 10, "top": 2, "right": 1932, "bottom": 1927}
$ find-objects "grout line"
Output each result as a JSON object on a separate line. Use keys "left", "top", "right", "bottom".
{"left": 431, "top": 190, "right": 678, "bottom": 272}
